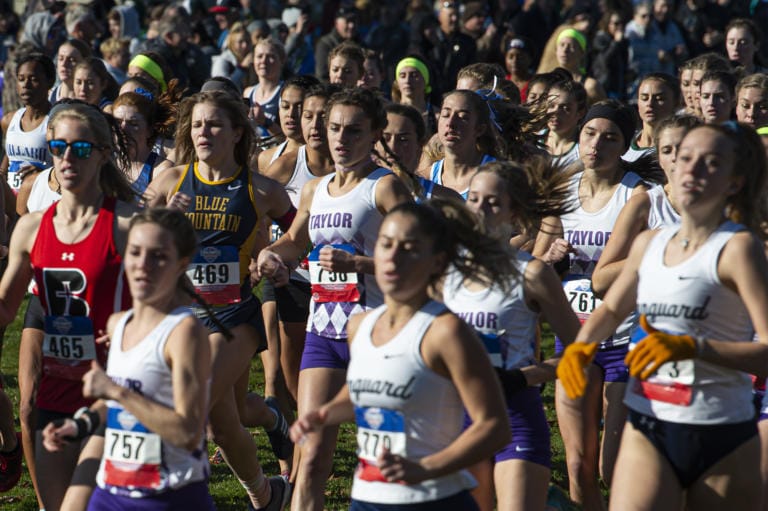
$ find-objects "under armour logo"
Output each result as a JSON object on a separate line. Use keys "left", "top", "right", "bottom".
{"left": 61, "top": 253, "right": 75, "bottom": 261}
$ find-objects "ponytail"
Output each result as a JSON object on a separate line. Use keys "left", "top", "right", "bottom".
{"left": 387, "top": 198, "right": 518, "bottom": 292}
{"left": 179, "top": 278, "right": 234, "bottom": 341}
{"left": 475, "top": 157, "right": 577, "bottom": 236}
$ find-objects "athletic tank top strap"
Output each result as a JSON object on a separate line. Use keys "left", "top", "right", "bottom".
{"left": 430, "top": 160, "right": 442, "bottom": 184}
{"left": 416, "top": 176, "right": 435, "bottom": 202}
{"left": 269, "top": 140, "right": 289, "bottom": 166}
{"left": 285, "top": 145, "right": 314, "bottom": 208}
{"left": 132, "top": 151, "right": 159, "bottom": 194}
{"left": 646, "top": 185, "right": 680, "bottom": 230}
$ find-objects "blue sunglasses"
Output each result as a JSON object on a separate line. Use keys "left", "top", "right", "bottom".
{"left": 48, "top": 139, "right": 104, "bottom": 159}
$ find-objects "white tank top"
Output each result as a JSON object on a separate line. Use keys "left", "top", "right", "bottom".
{"left": 348, "top": 301, "right": 475, "bottom": 503}
{"left": 97, "top": 307, "right": 210, "bottom": 496}
{"left": 562, "top": 171, "right": 642, "bottom": 348}
{"left": 285, "top": 145, "right": 315, "bottom": 208}
{"left": 626, "top": 223, "right": 755, "bottom": 424}
{"left": 306, "top": 167, "right": 390, "bottom": 338}
{"left": 5, "top": 108, "right": 51, "bottom": 192}
{"left": 270, "top": 145, "right": 314, "bottom": 282}
{"left": 27, "top": 168, "right": 61, "bottom": 213}
{"left": 442, "top": 252, "right": 538, "bottom": 370}
{"left": 646, "top": 185, "right": 680, "bottom": 230}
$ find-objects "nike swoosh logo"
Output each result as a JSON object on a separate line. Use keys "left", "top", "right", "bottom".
{"left": 515, "top": 445, "right": 534, "bottom": 452}
{"left": 228, "top": 183, "right": 243, "bottom": 191}
{"left": 383, "top": 353, "right": 405, "bottom": 359}
{"left": 677, "top": 276, "right": 698, "bottom": 280}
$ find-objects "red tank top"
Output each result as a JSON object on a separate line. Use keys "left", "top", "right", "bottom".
{"left": 29, "top": 197, "right": 131, "bottom": 412}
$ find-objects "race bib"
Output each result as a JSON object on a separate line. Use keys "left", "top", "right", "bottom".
{"left": 270, "top": 222, "right": 283, "bottom": 244}
{"left": 630, "top": 325, "right": 694, "bottom": 406}
{"left": 478, "top": 332, "right": 503, "bottom": 368}
{"left": 563, "top": 278, "right": 602, "bottom": 323}
{"left": 103, "top": 405, "right": 163, "bottom": 491}
{"left": 7, "top": 169, "right": 20, "bottom": 193}
{"left": 42, "top": 315, "right": 96, "bottom": 381}
{"left": 186, "top": 245, "right": 241, "bottom": 305}
{"left": 8, "top": 161, "right": 44, "bottom": 193}
{"left": 355, "top": 406, "right": 406, "bottom": 483}
{"left": 308, "top": 244, "right": 360, "bottom": 303}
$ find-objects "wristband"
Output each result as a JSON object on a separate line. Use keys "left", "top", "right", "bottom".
{"left": 70, "top": 407, "right": 101, "bottom": 440}
{"left": 494, "top": 367, "right": 528, "bottom": 396}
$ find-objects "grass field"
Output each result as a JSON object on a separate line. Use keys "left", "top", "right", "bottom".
{"left": 0, "top": 303, "right": 574, "bottom": 510}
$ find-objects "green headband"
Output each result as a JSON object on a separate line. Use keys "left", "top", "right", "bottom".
{"left": 396, "top": 57, "right": 431, "bottom": 94}
{"left": 758, "top": 126, "right": 768, "bottom": 136}
{"left": 557, "top": 28, "right": 587, "bottom": 52}
{"left": 129, "top": 55, "right": 167, "bottom": 93}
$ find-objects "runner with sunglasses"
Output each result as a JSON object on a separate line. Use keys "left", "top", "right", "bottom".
{"left": 0, "top": 102, "right": 137, "bottom": 511}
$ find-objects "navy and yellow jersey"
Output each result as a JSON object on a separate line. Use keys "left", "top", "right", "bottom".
{"left": 174, "top": 163, "right": 260, "bottom": 294}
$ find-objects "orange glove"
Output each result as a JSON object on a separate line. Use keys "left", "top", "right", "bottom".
{"left": 557, "top": 342, "right": 599, "bottom": 399}
{"left": 624, "top": 315, "right": 697, "bottom": 380}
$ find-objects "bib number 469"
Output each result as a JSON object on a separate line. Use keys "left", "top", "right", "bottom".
{"left": 190, "top": 264, "right": 229, "bottom": 285}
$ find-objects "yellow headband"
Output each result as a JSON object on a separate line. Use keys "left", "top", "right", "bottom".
{"left": 396, "top": 57, "right": 431, "bottom": 94}
{"left": 557, "top": 28, "right": 587, "bottom": 52}
{"left": 129, "top": 55, "right": 167, "bottom": 93}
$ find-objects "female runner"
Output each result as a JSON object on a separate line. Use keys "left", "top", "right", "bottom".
{"left": 1, "top": 52, "right": 54, "bottom": 203}
{"left": 392, "top": 56, "right": 436, "bottom": 137}
{"left": 50, "top": 39, "right": 91, "bottom": 103}
{"left": 446, "top": 160, "right": 581, "bottom": 511}
{"left": 592, "top": 113, "right": 702, "bottom": 297}
{"left": 376, "top": 103, "right": 459, "bottom": 202}
{"left": 553, "top": 28, "right": 606, "bottom": 105}
{"left": 72, "top": 58, "right": 120, "bottom": 114}
{"left": 558, "top": 122, "right": 768, "bottom": 511}
{"left": 543, "top": 79, "right": 587, "bottom": 168}
{"left": 541, "top": 100, "right": 647, "bottom": 511}
{"left": 256, "top": 87, "right": 412, "bottom": 510}
{"left": 623, "top": 73, "right": 679, "bottom": 162}
{"left": 257, "top": 75, "right": 319, "bottom": 173}
{"left": 261, "top": 82, "right": 338, "bottom": 403}
{"left": 146, "top": 90, "right": 296, "bottom": 510}
{"left": 420, "top": 90, "right": 499, "bottom": 200}
{"left": 244, "top": 37, "right": 286, "bottom": 138}
{"left": 42, "top": 208, "right": 215, "bottom": 510}
{"left": 1, "top": 102, "right": 137, "bottom": 511}
{"left": 111, "top": 92, "right": 174, "bottom": 195}
{"left": 735, "top": 73, "right": 768, "bottom": 129}
{"left": 290, "top": 198, "right": 512, "bottom": 511}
